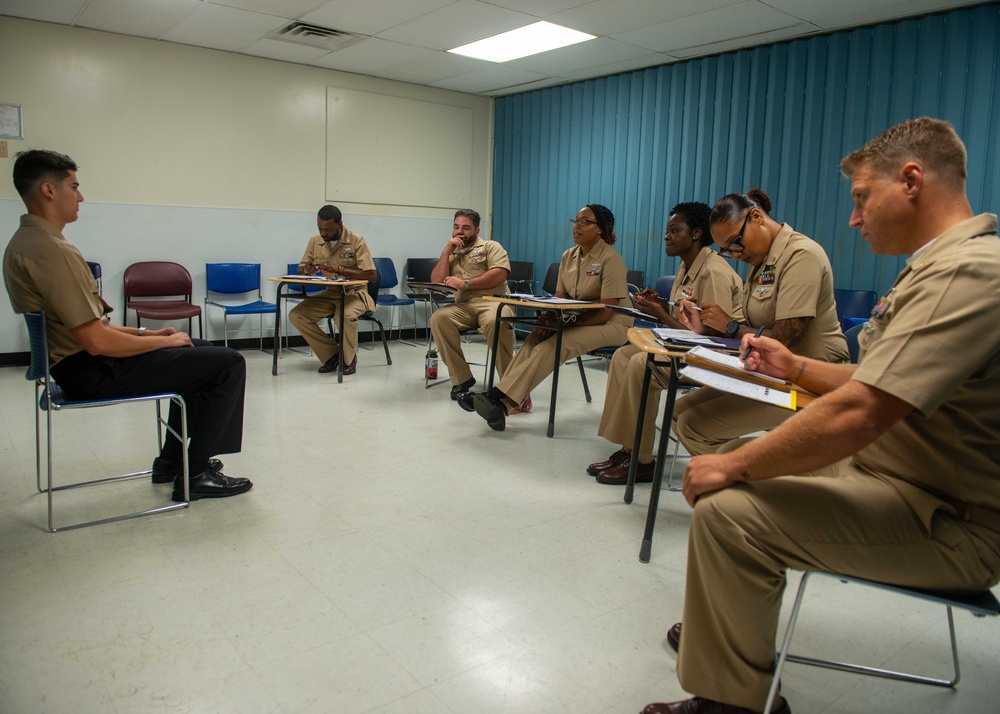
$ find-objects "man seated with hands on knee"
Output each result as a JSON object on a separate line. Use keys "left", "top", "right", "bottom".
{"left": 642, "top": 118, "right": 1000, "bottom": 714}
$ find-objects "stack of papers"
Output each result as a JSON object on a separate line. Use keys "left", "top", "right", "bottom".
{"left": 652, "top": 328, "right": 741, "bottom": 350}
{"left": 679, "top": 345, "right": 801, "bottom": 410}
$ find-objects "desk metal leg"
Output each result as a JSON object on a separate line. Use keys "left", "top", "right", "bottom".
{"left": 545, "top": 319, "right": 565, "bottom": 438}
{"left": 272, "top": 290, "right": 283, "bottom": 376}
{"left": 337, "top": 297, "right": 345, "bottom": 383}
{"left": 485, "top": 302, "right": 503, "bottom": 390}
{"left": 639, "top": 358, "right": 680, "bottom": 563}
{"left": 624, "top": 354, "right": 655, "bottom": 504}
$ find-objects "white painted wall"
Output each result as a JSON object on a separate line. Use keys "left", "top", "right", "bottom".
{"left": 0, "top": 17, "right": 494, "bottom": 354}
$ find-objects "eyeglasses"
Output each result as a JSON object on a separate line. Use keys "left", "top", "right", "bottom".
{"left": 570, "top": 218, "right": 598, "bottom": 226}
{"left": 719, "top": 211, "right": 751, "bottom": 258}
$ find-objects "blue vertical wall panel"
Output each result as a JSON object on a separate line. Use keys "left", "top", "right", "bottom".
{"left": 492, "top": 4, "right": 1000, "bottom": 295}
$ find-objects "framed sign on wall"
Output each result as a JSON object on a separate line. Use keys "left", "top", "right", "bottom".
{"left": 0, "top": 104, "right": 23, "bottom": 140}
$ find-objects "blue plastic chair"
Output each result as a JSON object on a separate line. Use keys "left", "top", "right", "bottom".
{"left": 654, "top": 274, "right": 675, "bottom": 300}
{"left": 23, "top": 311, "right": 190, "bottom": 531}
{"left": 373, "top": 257, "right": 416, "bottom": 344}
{"left": 205, "top": 263, "right": 276, "bottom": 350}
{"left": 834, "top": 288, "right": 877, "bottom": 328}
{"left": 844, "top": 322, "right": 865, "bottom": 364}
{"left": 86, "top": 261, "right": 102, "bottom": 295}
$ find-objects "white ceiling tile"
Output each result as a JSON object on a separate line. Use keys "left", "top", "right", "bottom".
{"left": 161, "top": 3, "right": 287, "bottom": 52}
{"left": 240, "top": 37, "right": 333, "bottom": 62}
{"left": 805, "top": 0, "right": 988, "bottom": 30}
{"left": 429, "top": 64, "right": 548, "bottom": 93}
{"left": 615, "top": 1, "right": 802, "bottom": 54}
{"left": 0, "top": 0, "right": 89, "bottom": 24}
{"left": 507, "top": 37, "right": 649, "bottom": 75}
{"left": 76, "top": 0, "right": 201, "bottom": 39}
{"left": 557, "top": 52, "right": 677, "bottom": 81}
{"left": 300, "top": 0, "right": 456, "bottom": 36}
{"left": 309, "top": 37, "right": 433, "bottom": 73}
{"left": 208, "top": 0, "right": 329, "bottom": 16}
{"left": 551, "top": 0, "right": 741, "bottom": 36}
{"left": 375, "top": 50, "right": 490, "bottom": 84}
{"left": 376, "top": 0, "right": 536, "bottom": 51}
{"left": 481, "top": 0, "right": 594, "bottom": 16}
{"left": 667, "top": 22, "right": 818, "bottom": 57}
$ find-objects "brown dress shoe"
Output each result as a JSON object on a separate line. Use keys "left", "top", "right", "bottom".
{"left": 318, "top": 354, "right": 340, "bottom": 373}
{"left": 597, "top": 458, "right": 655, "bottom": 485}
{"left": 667, "top": 622, "right": 681, "bottom": 653}
{"left": 587, "top": 448, "right": 628, "bottom": 475}
{"left": 342, "top": 355, "right": 357, "bottom": 375}
{"left": 641, "top": 696, "right": 790, "bottom": 714}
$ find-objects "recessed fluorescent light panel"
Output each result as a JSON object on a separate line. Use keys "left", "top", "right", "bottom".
{"left": 448, "top": 21, "right": 596, "bottom": 63}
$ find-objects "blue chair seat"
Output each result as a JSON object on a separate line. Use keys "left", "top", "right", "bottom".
{"left": 208, "top": 299, "right": 275, "bottom": 316}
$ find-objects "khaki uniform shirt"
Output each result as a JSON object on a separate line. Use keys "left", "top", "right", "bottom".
{"left": 447, "top": 237, "right": 510, "bottom": 304}
{"left": 557, "top": 239, "right": 632, "bottom": 328}
{"left": 671, "top": 246, "right": 744, "bottom": 322}
{"left": 298, "top": 226, "right": 376, "bottom": 302}
{"left": 741, "top": 223, "right": 848, "bottom": 362}
{"left": 852, "top": 213, "right": 1000, "bottom": 528}
{"left": 4, "top": 214, "right": 110, "bottom": 366}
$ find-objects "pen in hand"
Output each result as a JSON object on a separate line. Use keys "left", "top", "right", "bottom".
{"left": 740, "top": 326, "right": 766, "bottom": 361}
{"left": 665, "top": 299, "right": 703, "bottom": 312}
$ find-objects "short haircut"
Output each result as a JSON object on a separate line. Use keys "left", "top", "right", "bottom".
{"left": 669, "top": 202, "right": 713, "bottom": 246}
{"left": 710, "top": 188, "right": 773, "bottom": 225}
{"left": 12, "top": 150, "right": 78, "bottom": 199}
{"left": 454, "top": 208, "right": 480, "bottom": 228}
{"left": 317, "top": 204, "right": 342, "bottom": 222}
{"left": 840, "top": 117, "right": 967, "bottom": 190}
{"left": 586, "top": 203, "right": 617, "bottom": 245}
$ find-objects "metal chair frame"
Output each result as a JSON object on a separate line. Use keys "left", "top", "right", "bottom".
{"left": 23, "top": 311, "right": 190, "bottom": 532}
{"left": 764, "top": 571, "right": 1000, "bottom": 712}
{"left": 205, "top": 262, "right": 276, "bottom": 350}
{"left": 373, "top": 257, "right": 417, "bottom": 345}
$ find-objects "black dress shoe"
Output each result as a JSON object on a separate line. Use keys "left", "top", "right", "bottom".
{"left": 667, "top": 622, "right": 681, "bottom": 653}
{"left": 457, "top": 391, "right": 477, "bottom": 412}
{"left": 641, "top": 697, "right": 790, "bottom": 714}
{"left": 318, "top": 354, "right": 340, "bottom": 373}
{"left": 597, "top": 459, "right": 655, "bottom": 485}
{"left": 342, "top": 355, "right": 357, "bottom": 376}
{"left": 450, "top": 377, "right": 476, "bottom": 400}
{"left": 472, "top": 391, "right": 507, "bottom": 431}
{"left": 172, "top": 462, "right": 253, "bottom": 502}
{"left": 151, "top": 457, "right": 222, "bottom": 484}
{"left": 587, "top": 448, "right": 628, "bottom": 476}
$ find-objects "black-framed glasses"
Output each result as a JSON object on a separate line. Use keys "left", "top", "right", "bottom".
{"left": 719, "top": 211, "right": 751, "bottom": 258}
{"left": 570, "top": 218, "right": 598, "bottom": 226}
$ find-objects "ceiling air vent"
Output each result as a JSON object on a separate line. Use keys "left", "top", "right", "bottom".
{"left": 265, "top": 22, "right": 362, "bottom": 51}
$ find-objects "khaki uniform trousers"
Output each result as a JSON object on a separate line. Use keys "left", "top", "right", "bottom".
{"left": 673, "top": 386, "right": 794, "bottom": 457}
{"left": 496, "top": 320, "right": 629, "bottom": 409}
{"left": 429, "top": 300, "right": 514, "bottom": 386}
{"left": 597, "top": 344, "right": 664, "bottom": 462}
{"left": 678, "top": 469, "right": 1000, "bottom": 710}
{"left": 288, "top": 289, "right": 373, "bottom": 365}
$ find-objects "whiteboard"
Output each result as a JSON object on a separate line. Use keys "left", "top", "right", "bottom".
{"left": 326, "top": 87, "right": 473, "bottom": 209}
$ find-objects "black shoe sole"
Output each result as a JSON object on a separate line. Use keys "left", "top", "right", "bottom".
{"left": 472, "top": 393, "right": 506, "bottom": 431}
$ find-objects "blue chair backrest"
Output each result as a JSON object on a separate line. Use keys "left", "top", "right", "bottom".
{"left": 834, "top": 289, "right": 877, "bottom": 325}
{"left": 86, "top": 261, "right": 102, "bottom": 280}
{"left": 542, "top": 263, "right": 559, "bottom": 295}
{"left": 206, "top": 263, "right": 260, "bottom": 295}
{"left": 844, "top": 323, "right": 865, "bottom": 364}
{"left": 23, "top": 311, "right": 48, "bottom": 382}
{"left": 655, "top": 275, "right": 675, "bottom": 299}
{"left": 373, "top": 257, "right": 399, "bottom": 290}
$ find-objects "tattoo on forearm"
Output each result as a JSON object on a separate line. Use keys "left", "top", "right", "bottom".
{"left": 770, "top": 317, "right": 811, "bottom": 347}
{"left": 740, "top": 470, "right": 751, "bottom": 481}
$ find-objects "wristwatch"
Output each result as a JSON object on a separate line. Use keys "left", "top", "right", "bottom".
{"left": 137, "top": 327, "right": 147, "bottom": 336}
{"left": 463, "top": 279, "right": 470, "bottom": 289}
{"left": 725, "top": 320, "right": 741, "bottom": 338}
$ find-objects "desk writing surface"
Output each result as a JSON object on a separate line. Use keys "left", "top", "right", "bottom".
{"left": 483, "top": 295, "right": 606, "bottom": 310}
{"left": 268, "top": 277, "right": 368, "bottom": 288}
{"left": 627, "top": 328, "right": 690, "bottom": 357}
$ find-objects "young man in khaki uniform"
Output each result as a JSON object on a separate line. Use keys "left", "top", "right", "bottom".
{"left": 289, "top": 205, "right": 376, "bottom": 375}
{"left": 428, "top": 209, "right": 513, "bottom": 400}
{"left": 4, "top": 150, "right": 251, "bottom": 502}
{"left": 642, "top": 119, "right": 1000, "bottom": 714}
{"left": 591, "top": 202, "right": 743, "bottom": 485}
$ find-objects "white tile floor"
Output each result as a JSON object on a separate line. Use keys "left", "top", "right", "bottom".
{"left": 0, "top": 340, "right": 997, "bottom": 713}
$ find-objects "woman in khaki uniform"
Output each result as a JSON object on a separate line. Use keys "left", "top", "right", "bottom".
{"left": 462, "top": 204, "right": 631, "bottom": 432}
{"left": 673, "top": 189, "right": 848, "bottom": 456}
{"left": 590, "top": 202, "right": 743, "bottom": 485}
